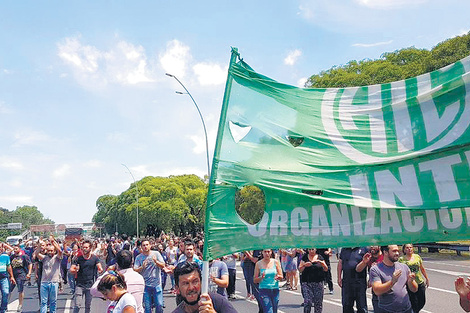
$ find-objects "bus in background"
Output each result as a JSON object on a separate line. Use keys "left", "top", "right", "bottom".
{"left": 65, "top": 227, "right": 83, "bottom": 243}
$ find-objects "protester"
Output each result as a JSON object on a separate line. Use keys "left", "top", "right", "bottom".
{"left": 209, "top": 259, "right": 229, "bottom": 297}
{"left": 92, "top": 249, "right": 145, "bottom": 313}
{"left": 369, "top": 245, "right": 418, "bottom": 313}
{"left": 9, "top": 244, "right": 32, "bottom": 312}
{"left": 36, "top": 235, "right": 63, "bottom": 313}
{"left": 172, "top": 261, "right": 237, "bottom": 313}
{"left": 355, "top": 245, "right": 383, "bottom": 313}
{"left": 0, "top": 243, "right": 15, "bottom": 313}
{"left": 285, "top": 249, "right": 298, "bottom": 291}
{"left": 337, "top": 247, "right": 368, "bottom": 313}
{"left": 97, "top": 271, "right": 137, "bottom": 313}
{"left": 298, "top": 248, "right": 328, "bottom": 313}
{"left": 134, "top": 239, "right": 165, "bottom": 313}
{"left": 254, "top": 249, "right": 283, "bottom": 313}
{"left": 316, "top": 248, "right": 333, "bottom": 295}
{"left": 70, "top": 239, "right": 103, "bottom": 313}
{"left": 165, "top": 239, "right": 178, "bottom": 292}
{"left": 398, "top": 243, "right": 430, "bottom": 313}
{"left": 222, "top": 253, "right": 238, "bottom": 300}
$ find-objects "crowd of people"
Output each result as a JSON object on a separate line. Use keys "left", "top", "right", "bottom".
{"left": 1, "top": 234, "right": 470, "bottom": 313}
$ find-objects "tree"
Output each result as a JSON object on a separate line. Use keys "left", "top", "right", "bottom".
{"left": 235, "top": 185, "right": 265, "bottom": 225}
{"left": 305, "top": 32, "right": 470, "bottom": 88}
{"left": 92, "top": 174, "right": 207, "bottom": 237}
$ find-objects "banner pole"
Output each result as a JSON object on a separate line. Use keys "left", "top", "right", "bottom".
{"left": 201, "top": 260, "right": 210, "bottom": 294}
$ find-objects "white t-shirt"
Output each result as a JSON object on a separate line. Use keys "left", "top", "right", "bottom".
{"left": 107, "top": 292, "right": 137, "bottom": 313}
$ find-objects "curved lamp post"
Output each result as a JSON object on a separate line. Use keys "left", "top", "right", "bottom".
{"left": 122, "top": 163, "right": 139, "bottom": 237}
{"left": 165, "top": 73, "right": 211, "bottom": 180}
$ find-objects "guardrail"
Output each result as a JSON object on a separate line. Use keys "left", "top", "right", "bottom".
{"left": 416, "top": 243, "right": 470, "bottom": 256}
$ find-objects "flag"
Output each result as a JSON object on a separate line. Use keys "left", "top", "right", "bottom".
{"left": 203, "top": 47, "right": 470, "bottom": 260}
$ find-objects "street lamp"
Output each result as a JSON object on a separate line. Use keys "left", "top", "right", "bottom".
{"left": 121, "top": 164, "right": 140, "bottom": 237}
{"left": 165, "top": 73, "right": 211, "bottom": 180}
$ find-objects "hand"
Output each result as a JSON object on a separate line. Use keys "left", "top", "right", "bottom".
{"left": 305, "top": 261, "right": 313, "bottom": 267}
{"left": 26, "top": 273, "right": 31, "bottom": 280}
{"left": 407, "top": 272, "right": 416, "bottom": 284}
{"left": 198, "top": 293, "right": 216, "bottom": 313}
{"left": 425, "top": 277, "right": 430, "bottom": 288}
{"left": 362, "top": 252, "right": 372, "bottom": 263}
{"left": 10, "top": 277, "right": 16, "bottom": 285}
{"left": 455, "top": 277, "right": 470, "bottom": 299}
{"left": 392, "top": 269, "right": 402, "bottom": 284}
{"left": 338, "top": 277, "right": 342, "bottom": 288}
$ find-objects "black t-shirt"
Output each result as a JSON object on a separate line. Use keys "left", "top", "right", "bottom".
{"left": 73, "top": 255, "right": 99, "bottom": 288}
{"left": 10, "top": 253, "right": 31, "bottom": 280}
{"left": 300, "top": 254, "right": 325, "bottom": 283}
{"left": 106, "top": 244, "right": 115, "bottom": 263}
{"left": 172, "top": 292, "right": 237, "bottom": 313}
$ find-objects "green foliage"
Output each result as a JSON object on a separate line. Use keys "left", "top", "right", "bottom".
{"left": 235, "top": 185, "right": 265, "bottom": 225}
{"left": 92, "top": 174, "right": 207, "bottom": 237}
{"left": 0, "top": 205, "right": 53, "bottom": 240}
{"left": 306, "top": 32, "right": 470, "bottom": 88}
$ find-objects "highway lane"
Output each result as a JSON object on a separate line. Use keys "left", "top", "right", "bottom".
{"left": 6, "top": 254, "right": 469, "bottom": 312}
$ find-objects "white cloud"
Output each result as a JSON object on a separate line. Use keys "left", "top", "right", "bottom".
{"left": 57, "top": 36, "right": 155, "bottom": 87}
{"left": 297, "top": 77, "right": 308, "bottom": 88}
{"left": 53, "top": 164, "right": 71, "bottom": 178}
{"left": 83, "top": 160, "right": 103, "bottom": 168}
{"left": 352, "top": 40, "right": 393, "bottom": 48}
{"left": 0, "top": 158, "right": 24, "bottom": 170}
{"left": 13, "top": 129, "right": 51, "bottom": 147}
{"left": 0, "top": 195, "right": 33, "bottom": 205}
{"left": 106, "top": 132, "right": 130, "bottom": 143}
{"left": 284, "top": 49, "right": 302, "bottom": 65}
{"left": 193, "top": 62, "right": 227, "bottom": 86}
{"left": 159, "top": 39, "right": 191, "bottom": 79}
{"left": 355, "top": 0, "right": 427, "bottom": 9}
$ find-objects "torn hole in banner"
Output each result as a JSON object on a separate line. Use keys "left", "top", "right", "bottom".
{"left": 229, "top": 121, "right": 252, "bottom": 143}
{"left": 235, "top": 185, "right": 266, "bottom": 225}
{"left": 287, "top": 135, "right": 304, "bottom": 147}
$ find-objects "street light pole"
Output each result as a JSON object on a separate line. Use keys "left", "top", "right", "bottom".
{"left": 165, "top": 73, "right": 211, "bottom": 180}
{"left": 121, "top": 164, "right": 139, "bottom": 237}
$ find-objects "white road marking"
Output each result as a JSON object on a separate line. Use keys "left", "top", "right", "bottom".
{"left": 426, "top": 267, "right": 469, "bottom": 277}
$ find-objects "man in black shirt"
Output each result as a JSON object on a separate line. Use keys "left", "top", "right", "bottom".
{"left": 10, "top": 245, "right": 32, "bottom": 312}
{"left": 172, "top": 262, "right": 237, "bottom": 313}
{"left": 337, "top": 247, "right": 368, "bottom": 313}
{"left": 70, "top": 240, "right": 103, "bottom": 313}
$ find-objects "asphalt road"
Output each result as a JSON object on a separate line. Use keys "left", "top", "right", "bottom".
{"left": 6, "top": 254, "right": 469, "bottom": 312}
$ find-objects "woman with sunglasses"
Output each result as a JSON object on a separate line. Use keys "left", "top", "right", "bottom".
{"left": 97, "top": 271, "right": 137, "bottom": 313}
{"left": 298, "top": 248, "right": 328, "bottom": 313}
{"left": 254, "top": 249, "right": 283, "bottom": 313}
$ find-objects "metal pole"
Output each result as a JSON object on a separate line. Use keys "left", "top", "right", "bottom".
{"left": 165, "top": 73, "right": 211, "bottom": 180}
{"left": 122, "top": 164, "right": 140, "bottom": 237}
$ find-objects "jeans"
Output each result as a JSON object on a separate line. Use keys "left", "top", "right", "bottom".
{"left": 73, "top": 286, "right": 92, "bottom": 313}
{"left": 0, "top": 278, "right": 9, "bottom": 313}
{"left": 242, "top": 261, "right": 255, "bottom": 294}
{"left": 259, "top": 288, "right": 279, "bottom": 313}
{"left": 143, "top": 285, "right": 163, "bottom": 313}
{"left": 67, "top": 272, "right": 76, "bottom": 294}
{"left": 40, "top": 282, "right": 58, "bottom": 313}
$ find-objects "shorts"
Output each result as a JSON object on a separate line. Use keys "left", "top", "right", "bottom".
{"left": 11, "top": 278, "right": 25, "bottom": 293}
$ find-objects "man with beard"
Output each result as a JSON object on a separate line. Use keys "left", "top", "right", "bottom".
{"left": 36, "top": 236, "right": 63, "bottom": 313}
{"left": 70, "top": 240, "right": 103, "bottom": 313}
{"left": 10, "top": 244, "right": 32, "bottom": 312}
{"left": 356, "top": 246, "right": 383, "bottom": 313}
{"left": 134, "top": 239, "right": 165, "bottom": 313}
{"left": 172, "top": 262, "right": 237, "bottom": 313}
{"left": 369, "top": 245, "right": 418, "bottom": 313}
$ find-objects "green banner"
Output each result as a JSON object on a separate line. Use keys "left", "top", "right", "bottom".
{"left": 203, "top": 48, "right": 470, "bottom": 260}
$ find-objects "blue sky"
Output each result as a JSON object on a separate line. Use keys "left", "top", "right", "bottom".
{"left": 0, "top": 0, "right": 469, "bottom": 224}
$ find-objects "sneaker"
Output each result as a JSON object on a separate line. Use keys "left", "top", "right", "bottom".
{"left": 328, "top": 290, "right": 334, "bottom": 295}
{"left": 17, "top": 305, "right": 22, "bottom": 312}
